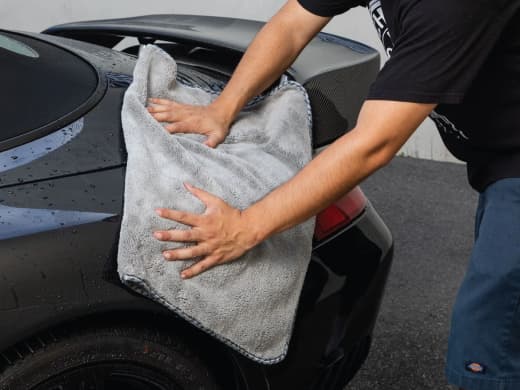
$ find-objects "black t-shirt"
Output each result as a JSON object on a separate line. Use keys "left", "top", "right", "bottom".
{"left": 298, "top": 0, "right": 520, "bottom": 192}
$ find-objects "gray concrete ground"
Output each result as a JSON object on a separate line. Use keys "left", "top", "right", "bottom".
{"left": 346, "top": 156, "right": 479, "bottom": 390}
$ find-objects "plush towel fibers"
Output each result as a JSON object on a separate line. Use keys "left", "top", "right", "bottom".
{"left": 117, "top": 44, "right": 315, "bottom": 364}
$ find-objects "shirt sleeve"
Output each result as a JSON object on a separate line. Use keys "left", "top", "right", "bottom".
{"left": 297, "top": 0, "right": 367, "bottom": 17}
{"left": 367, "top": 0, "right": 515, "bottom": 104}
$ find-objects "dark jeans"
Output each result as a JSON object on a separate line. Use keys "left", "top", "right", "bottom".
{"left": 446, "top": 178, "right": 520, "bottom": 390}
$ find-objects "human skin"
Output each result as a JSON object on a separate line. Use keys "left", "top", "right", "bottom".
{"left": 148, "top": 0, "right": 436, "bottom": 279}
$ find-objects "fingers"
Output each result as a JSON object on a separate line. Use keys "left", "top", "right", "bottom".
{"left": 147, "top": 104, "right": 171, "bottom": 114}
{"left": 150, "top": 112, "right": 178, "bottom": 123}
{"left": 204, "top": 134, "right": 223, "bottom": 148}
{"left": 153, "top": 186, "right": 239, "bottom": 280}
{"left": 162, "top": 244, "right": 208, "bottom": 261}
{"left": 149, "top": 111, "right": 198, "bottom": 135}
{"left": 155, "top": 208, "right": 201, "bottom": 226}
{"left": 183, "top": 183, "right": 221, "bottom": 207}
{"left": 147, "top": 99, "right": 176, "bottom": 114}
{"left": 180, "top": 256, "right": 220, "bottom": 279}
{"left": 147, "top": 99, "right": 179, "bottom": 123}
{"left": 153, "top": 228, "right": 199, "bottom": 243}
{"left": 164, "top": 121, "right": 194, "bottom": 134}
{"left": 146, "top": 100, "right": 228, "bottom": 148}
{"left": 159, "top": 244, "right": 222, "bottom": 278}
{"left": 148, "top": 98, "right": 176, "bottom": 106}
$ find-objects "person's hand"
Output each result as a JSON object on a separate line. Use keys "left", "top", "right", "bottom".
{"left": 147, "top": 99, "right": 232, "bottom": 148}
{"left": 153, "top": 183, "right": 259, "bottom": 279}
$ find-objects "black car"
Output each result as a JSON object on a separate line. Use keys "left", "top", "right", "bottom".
{"left": 0, "top": 15, "right": 393, "bottom": 390}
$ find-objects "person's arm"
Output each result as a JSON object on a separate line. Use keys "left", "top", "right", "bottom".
{"left": 154, "top": 99, "right": 437, "bottom": 279}
{"left": 147, "top": 0, "right": 331, "bottom": 147}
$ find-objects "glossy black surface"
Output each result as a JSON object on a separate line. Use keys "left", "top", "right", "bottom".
{"left": 0, "top": 90, "right": 124, "bottom": 187}
{"left": 44, "top": 14, "right": 379, "bottom": 82}
{"left": 0, "top": 31, "right": 101, "bottom": 151}
{"left": 43, "top": 14, "right": 380, "bottom": 148}
{"left": 0, "top": 21, "right": 392, "bottom": 390}
{"left": 242, "top": 205, "right": 393, "bottom": 389}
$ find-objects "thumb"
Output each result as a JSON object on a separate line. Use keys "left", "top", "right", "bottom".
{"left": 204, "top": 134, "right": 223, "bottom": 148}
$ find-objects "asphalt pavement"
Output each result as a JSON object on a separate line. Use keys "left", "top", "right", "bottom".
{"left": 345, "top": 156, "right": 479, "bottom": 390}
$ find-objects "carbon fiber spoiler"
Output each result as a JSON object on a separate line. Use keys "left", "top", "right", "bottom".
{"left": 44, "top": 14, "right": 380, "bottom": 146}
{"left": 43, "top": 14, "right": 378, "bottom": 84}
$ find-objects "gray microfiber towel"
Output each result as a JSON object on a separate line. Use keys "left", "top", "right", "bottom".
{"left": 117, "top": 44, "right": 315, "bottom": 364}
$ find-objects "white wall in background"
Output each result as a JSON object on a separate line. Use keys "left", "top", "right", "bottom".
{"left": 1, "top": 0, "right": 461, "bottom": 163}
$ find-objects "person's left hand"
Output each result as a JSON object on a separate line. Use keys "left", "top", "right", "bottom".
{"left": 153, "top": 183, "right": 258, "bottom": 279}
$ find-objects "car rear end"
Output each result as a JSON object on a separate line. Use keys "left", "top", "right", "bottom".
{"left": 0, "top": 16, "right": 393, "bottom": 389}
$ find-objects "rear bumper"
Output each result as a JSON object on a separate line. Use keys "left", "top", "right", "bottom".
{"left": 233, "top": 201, "right": 394, "bottom": 389}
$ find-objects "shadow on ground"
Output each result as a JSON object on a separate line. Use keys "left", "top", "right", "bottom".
{"left": 346, "top": 156, "right": 478, "bottom": 390}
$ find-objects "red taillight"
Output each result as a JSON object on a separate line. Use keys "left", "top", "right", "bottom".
{"left": 314, "top": 186, "right": 367, "bottom": 241}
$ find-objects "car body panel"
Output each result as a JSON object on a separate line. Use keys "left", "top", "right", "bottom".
{"left": 0, "top": 30, "right": 108, "bottom": 153}
{"left": 0, "top": 88, "right": 126, "bottom": 187}
{"left": 0, "top": 18, "right": 392, "bottom": 389}
{"left": 43, "top": 14, "right": 380, "bottom": 148}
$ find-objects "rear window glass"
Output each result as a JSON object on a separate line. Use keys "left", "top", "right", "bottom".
{"left": 0, "top": 31, "right": 99, "bottom": 149}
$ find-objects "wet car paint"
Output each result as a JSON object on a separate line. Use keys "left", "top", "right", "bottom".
{"left": 0, "top": 119, "right": 84, "bottom": 175}
{"left": 0, "top": 27, "right": 393, "bottom": 389}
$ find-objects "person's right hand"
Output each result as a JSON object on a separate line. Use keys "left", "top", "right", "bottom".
{"left": 147, "top": 98, "right": 232, "bottom": 148}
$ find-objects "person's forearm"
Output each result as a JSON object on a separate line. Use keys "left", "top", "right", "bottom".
{"left": 243, "top": 100, "right": 436, "bottom": 243}
{"left": 243, "top": 125, "right": 380, "bottom": 242}
{"left": 153, "top": 100, "right": 436, "bottom": 279}
{"left": 212, "top": 0, "right": 330, "bottom": 123}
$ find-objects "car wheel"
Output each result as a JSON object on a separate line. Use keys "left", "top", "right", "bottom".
{"left": 0, "top": 324, "right": 220, "bottom": 390}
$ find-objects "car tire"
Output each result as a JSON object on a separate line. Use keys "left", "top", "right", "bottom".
{"left": 0, "top": 324, "right": 221, "bottom": 390}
